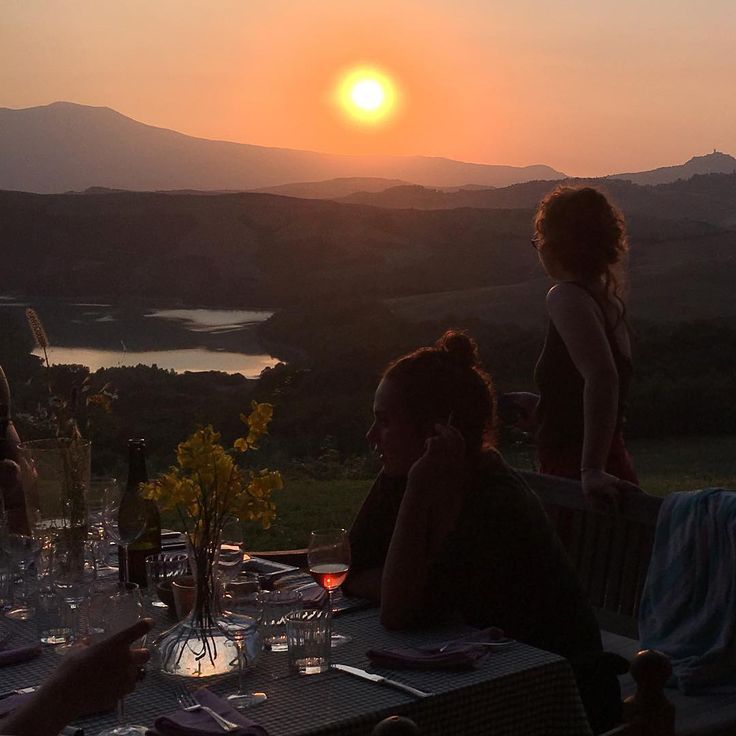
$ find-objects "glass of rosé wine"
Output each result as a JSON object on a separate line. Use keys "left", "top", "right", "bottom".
{"left": 307, "top": 528, "right": 351, "bottom": 646}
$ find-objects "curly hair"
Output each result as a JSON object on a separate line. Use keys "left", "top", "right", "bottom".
{"left": 383, "top": 330, "right": 497, "bottom": 457}
{"left": 534, "top": 186, "right": 629, "bottom": 299}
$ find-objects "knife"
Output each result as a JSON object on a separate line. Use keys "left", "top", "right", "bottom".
{"left": 331, "top": 664, "right": 431, "bottom": 698}
{"left": 0, "top": 686, "right": 38, "bottom": 700}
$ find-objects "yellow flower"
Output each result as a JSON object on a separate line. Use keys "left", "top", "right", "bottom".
{"left": 142, "top": 406, "right": 283, "bottom": 535}
{"left": 235, "top": 402, "right": 274, "bottom": 451}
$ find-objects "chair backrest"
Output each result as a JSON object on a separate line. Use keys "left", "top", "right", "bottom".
{"left": 518, "top": 470, "right": 663, "bottom": 638}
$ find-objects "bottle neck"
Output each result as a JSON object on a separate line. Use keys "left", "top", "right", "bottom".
{"left": 126, "top": 444, "right": 148, "bottom": 492}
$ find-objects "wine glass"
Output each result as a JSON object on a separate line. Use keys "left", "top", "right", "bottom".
{"left": 216, "top": 574, "right": 267, "bottom": 709}
{"left": 216, "top": 516, "right": 247, "bottom": 586}
{"left": 50, "top": 540, "right": 97, "bottom": 651}
{"left": 92, "top": 581, "right": 148, "bottom": 736}
{"left": 307, "top": 528, "right": 351, "bottom": 646}
{"left": 103, "top": 486, "right": 146, "bottom": 583}
{"left": 4, "top": 533, "right": 41, "bottom": 620}
{"left": 86, "top": 477, "right": 119, "bottom": 573}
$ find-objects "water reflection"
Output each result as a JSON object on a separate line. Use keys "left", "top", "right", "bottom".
{"left": 33, "top": 346, "right": 278, "bottom": 378}
{"left": 145, "top": 308, "right": 273, "bottom": 333}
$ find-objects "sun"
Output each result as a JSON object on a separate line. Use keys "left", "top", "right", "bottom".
{"left": 337, "top": 67, "right": 397, "bottom": 124}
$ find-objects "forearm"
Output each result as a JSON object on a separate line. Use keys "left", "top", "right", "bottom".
{"left": 380, "top": 490, "right": 440, "bottom": 630}
{"left": 581, "top": 374, "right": 619, "bottom": 471}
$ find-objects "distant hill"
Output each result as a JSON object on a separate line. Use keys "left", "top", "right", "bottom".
{"left": 250, "top": 177, "right": 410, "bottom": 199}
{"left": 607, "top": 151, "right": 736, "bottom": 185}
{"left": 1, "top": 188, "right": 734, "bottom": 324}
{"left": 0, "top": 102, "right": 566, "bottom": 193}
{"left": 337, "top": 173, "right": 736, "bottom": 227}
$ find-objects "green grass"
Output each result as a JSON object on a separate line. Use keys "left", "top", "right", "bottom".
{"left": 163, "top": 436, "right": 736, "bottom": 551}
{"left": 504, "top": 435, "right": 736, "bottom": 496}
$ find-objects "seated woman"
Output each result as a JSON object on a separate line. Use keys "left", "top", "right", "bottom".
{"left": 344, "top": 330, "right": 621, "bottom": 734}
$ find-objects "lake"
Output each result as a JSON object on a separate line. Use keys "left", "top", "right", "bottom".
{"left": 1, "top": 299, "right": 281, "bottom": 377}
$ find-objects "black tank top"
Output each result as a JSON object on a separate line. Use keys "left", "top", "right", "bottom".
{"left": 534, "top": 283, "right": 632, "bottom": 448}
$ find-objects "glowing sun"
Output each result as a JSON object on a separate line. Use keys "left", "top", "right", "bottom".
{"left": 337, "top": 67, "right": 397, "bottom": 124}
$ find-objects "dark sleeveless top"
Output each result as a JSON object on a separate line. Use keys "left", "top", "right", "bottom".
{"left": 534, "top": 283, "right": 632, "bottom": 449}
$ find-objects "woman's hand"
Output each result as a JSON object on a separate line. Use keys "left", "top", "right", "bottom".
{"left": 581, "top": 469, "right": 642, "bottom": 512}
{"left": 407, "top": 421, "right": 466, "bottom": 496}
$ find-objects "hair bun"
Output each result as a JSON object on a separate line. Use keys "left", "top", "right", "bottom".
{"left": 436, "top": 330, "right": 478, "bottom": 369}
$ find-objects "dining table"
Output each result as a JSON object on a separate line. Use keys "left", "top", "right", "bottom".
{"left": 0, "top": 594, "right": 593, "bottom": 736}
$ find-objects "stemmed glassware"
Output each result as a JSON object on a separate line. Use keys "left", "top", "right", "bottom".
{"left": 216, "top": 574, "right": 267, "bottom": 709}
{"left": 86, "top": 477, "right": 120, "bottom": 573}
{"left": 307, "top": 528, "right": 351, "bottom": 647}
{"left": 216, "top": 516, "right": 247, "bottom": 586}
{"left": 50, "top": 541, "right": 97, "bottom": 651}
{"left": 103, "top": 486, "right": 146, "bottom": 583}
{"left": 92, "top": 581, "right": 148, "bottom": 736}
{"left": 4, "top": 533, "right": 41, "bottom": 620}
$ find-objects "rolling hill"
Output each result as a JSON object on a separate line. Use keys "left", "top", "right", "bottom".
{"left": 0, "top": 102, "right": 565, "bottom": 193}
{"left": 336, "top": 173, "right": 736, "bottom": 227}
{"left": 1, "top": 185, "right": 734, "bottom": 325}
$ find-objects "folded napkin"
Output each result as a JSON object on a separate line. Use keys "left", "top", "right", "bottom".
{"left": 0, "top": 691, "right": 34, "bottom": 719}
{"left": 148, "top": 689, "right": 269, "bottom": 736}
{"left": 367, "top": 627, "right": 505, "bottom": 670}
{"left": 0, "top": 644, "right": 42, "bottom": 667}
{"left": 297, "top": 583, "right": 328, "bottom": 608}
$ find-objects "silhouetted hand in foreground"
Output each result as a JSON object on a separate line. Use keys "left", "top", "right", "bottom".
{"left": 582, "top": 469, "right": 642, "bottom": 512}
{"left": 3, "top": 618, "right": 154, "bottom": 736}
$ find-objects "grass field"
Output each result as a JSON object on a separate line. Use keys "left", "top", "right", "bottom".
{"left": 177, "top": 434, "right": 736, "bottom": 552}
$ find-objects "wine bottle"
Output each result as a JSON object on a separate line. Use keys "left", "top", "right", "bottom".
{"left": 119, "top": 438, "right": 161, "bottom": 586}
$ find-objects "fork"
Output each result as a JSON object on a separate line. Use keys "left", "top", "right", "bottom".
{"left": 175, "top": 686, "right": 240, "bottom": 732}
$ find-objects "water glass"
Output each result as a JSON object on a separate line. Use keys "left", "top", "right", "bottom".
{"left": 286, "top": 608, "right": 331, "bottom": 675}
{"left": 261, "top": 589, "right": 303, "bottom": 652}
{"left": 144, "top": 553, "right": 188, "bottom": 609}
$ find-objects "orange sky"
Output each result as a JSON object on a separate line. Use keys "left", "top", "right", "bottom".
{"left": 1, "top": 0, "right": 735, "bottom": 176}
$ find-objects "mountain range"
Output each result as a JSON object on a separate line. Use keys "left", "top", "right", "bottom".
{"left": 0, "top": 102, "right": 564, "bottom": 193}
{"left": 2, "top": 102, "right": 733, "bottom": 196}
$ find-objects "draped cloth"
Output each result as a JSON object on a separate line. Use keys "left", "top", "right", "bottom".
{"left": 639, "top": 488, "right": 736, "bottom": 694}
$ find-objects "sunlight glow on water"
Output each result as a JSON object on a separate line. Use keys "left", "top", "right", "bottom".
{"left": 33, "top": 346, "right": 279, "bottom": 377}
{"left": 146, "top": 308, "right": 273, "bottom": 332}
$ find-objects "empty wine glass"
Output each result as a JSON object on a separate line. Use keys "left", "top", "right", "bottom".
{"left": 103, "top": 486, "right": 146, "bottom": 583}
{"left": 4, "top": 534, "right": 41, "bottom": 620}
{"left": 93, "top": 581, "right": 148, "bottom": 736}
{"left": 216, "top": 574, "right": 267, "bottom": 709}
{"left": 51, "top": 540, "right": 97, "bottom": 650}
{"left": 86, "top": 477, "right": 119, "bottom": 573}
{"left": 216, "top": 516, "right": 247, "bottom": 585}
{"left": 307, "top": 528, "right": 351, "bottom": 647}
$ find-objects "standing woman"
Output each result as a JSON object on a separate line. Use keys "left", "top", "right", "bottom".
{"left": 533, "top": 186, "right": 641, "bottom": 507}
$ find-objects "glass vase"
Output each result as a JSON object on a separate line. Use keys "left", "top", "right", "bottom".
{"left": 154, "top": 538, "right": 260, "bottom": 678}
{"left": 19, "top": 437, "right": 91, "bottom": 564}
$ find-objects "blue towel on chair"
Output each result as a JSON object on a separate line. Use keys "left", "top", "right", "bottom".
{"left": 639, "top": 488, "right": 736, "bottom": 694}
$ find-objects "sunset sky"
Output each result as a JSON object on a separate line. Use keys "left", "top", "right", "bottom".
{"left": 2, "top": 0, "right": 734, "bottom": 177}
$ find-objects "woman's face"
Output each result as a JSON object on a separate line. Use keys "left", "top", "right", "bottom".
{"left": 366, "top": 378, "right": 427, "bottom": 478}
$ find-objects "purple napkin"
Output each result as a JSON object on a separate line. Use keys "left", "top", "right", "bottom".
{"left": 0, "top": 691, "right": 34, "bottom": 718}
{"left": 148, "top": 688, "right": 269, "bottom": 736}
{"left": 297, "top": 583, "right": 328, "bottom": 608}
{"left": 367, "top": 627, "right": 505, "bottom": 670}
{"left": 0, "top": 644, "right": 42, "bottom": 667}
